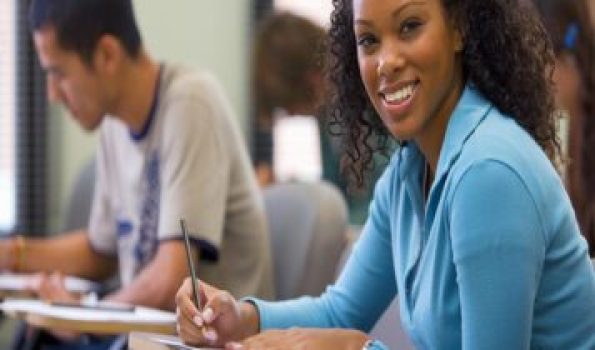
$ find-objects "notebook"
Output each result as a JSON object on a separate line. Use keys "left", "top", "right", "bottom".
{"left": 0, "top": 298, "right": 176, "bottom": 334}
{"left": 129, "top": 332, "right": 222, "bottom": 350}
{"left": 0, "top": 273, "right": 98, "bottom": 297}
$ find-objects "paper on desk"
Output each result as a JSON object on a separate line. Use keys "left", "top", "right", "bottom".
{"left": 0, "top": 273, "right": 99, "bottom": 293}
{"left": 0, "top": 299, "right": 175, "bottom": 325}
{"left": 129, "top": 332, "right": 222, "bottom": 350}
{"left": 151, "top": 336, "right": 221, "bottom": 350}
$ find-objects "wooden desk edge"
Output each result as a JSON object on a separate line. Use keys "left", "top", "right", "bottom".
{"left": 25, "top": 313, "right": 176, "bottom": 335}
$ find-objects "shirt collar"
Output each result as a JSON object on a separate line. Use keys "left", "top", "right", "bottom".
{"left": 130, "top": 64, "right": 163, "bottom": 142}
{"left": 399, "top": 84, "right": 493, "bottom": 182}
{"left": 435, "top": 84, "right": 493, "bottom": 180}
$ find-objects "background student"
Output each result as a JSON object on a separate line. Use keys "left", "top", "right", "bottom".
{"left": 0, "top": 0, "right": 273, "bottom": 348}
{"left": 533, "top": 0, "right": 595, "bottom": 257}
{"left": 252, "top": 11, "right": 385, "bottom": 225}
{"left": 252, "top": 12, "right": 330, "bottom": 187}
{"left": 176, "top": 0, "right": 595, "bottom": 348}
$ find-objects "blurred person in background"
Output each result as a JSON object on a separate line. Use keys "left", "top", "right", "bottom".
{"left": 252, "top": 12, "right": 388, "bottom": 225}
{"left": 534, "top": 0, "right": 595, "bottom": 256}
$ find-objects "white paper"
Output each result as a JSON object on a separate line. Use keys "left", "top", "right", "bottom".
{"left": 273, "top": 114, "right": 322, "bottom": 183}
{"left": 0, "top": 273, "right": 99, "bottom": 293}
{"left": 150, "top": 335, "right": 221, "bottom": 350}
{"left": 0, "top": 299, "right": 176, "bottom": 325}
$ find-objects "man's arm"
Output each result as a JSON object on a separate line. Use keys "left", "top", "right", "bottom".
{"left": 105, "top": 240, "right": 196, "bottom": 311}
{"left": 0, "top": 230, "right": 116, "bottom": 281}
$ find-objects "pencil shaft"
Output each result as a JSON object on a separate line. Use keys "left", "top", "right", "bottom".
{"left": 180, "top": 219, "right": 201, "bottom": 310}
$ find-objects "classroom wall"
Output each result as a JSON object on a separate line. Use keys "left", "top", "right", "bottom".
{"left": 46, "top": 0, "right": 251, "bottom": 232}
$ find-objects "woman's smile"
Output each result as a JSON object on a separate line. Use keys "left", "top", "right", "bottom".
{"left": 378, "top": 79, "right": 420, "bottom": 120}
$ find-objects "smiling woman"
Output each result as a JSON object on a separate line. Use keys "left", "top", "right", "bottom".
{"left": 174, "top": 0, "right": 595, "bottom": 349}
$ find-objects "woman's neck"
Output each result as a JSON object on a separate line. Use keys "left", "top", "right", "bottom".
{"left": 416, "top": 75, "right": 464, "bottom": 174}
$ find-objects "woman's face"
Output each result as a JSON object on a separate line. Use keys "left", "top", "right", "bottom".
{"left": 353, "top": 0, "right": 464, "bottom": 142}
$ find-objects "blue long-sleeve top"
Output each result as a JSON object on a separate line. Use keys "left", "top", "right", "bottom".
{"left": 249, "top": 86, "right": 595, "bottom": 349}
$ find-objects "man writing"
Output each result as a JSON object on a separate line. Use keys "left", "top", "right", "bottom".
{"left": 0, "top": 0, "right": 273, "bottom": 348}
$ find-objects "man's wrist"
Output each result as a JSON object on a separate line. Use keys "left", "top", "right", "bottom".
{"left": 11, "top": 236, "right": 26, "bottom": 272}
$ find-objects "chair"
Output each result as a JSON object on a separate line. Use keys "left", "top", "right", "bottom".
{"left": 263, "top": 181, "right": 348, "bottom": 300}
{"left": 62, "top": 156, "right": 96, "bottom": 231}
{"left": 369, "top": 298, "right": 415, "bottom": 350}
{"left": 336, "top": 230, "right": 415, "bottom": 350}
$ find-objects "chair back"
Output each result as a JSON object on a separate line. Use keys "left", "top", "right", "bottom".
{"left": 263, "top": 181, "right": 348, "bottom": 300}
{"left": 63, "top": 157, "right": 95, "bottom": 231}
{"left": 336, "top": 230, "right": 415, "bottom": 350}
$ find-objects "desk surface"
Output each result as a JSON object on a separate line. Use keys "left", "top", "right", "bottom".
{"left": 0, "top": 273, "right": 98, "bottom": 299}
{"left": 128, "top": 332, "right": 221, "bottom": 350}
{"left": 1, "top": 299, "right": 176, "bottom": 335}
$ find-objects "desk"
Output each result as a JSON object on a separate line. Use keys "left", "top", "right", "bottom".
{"left": 0, "top": 273, "right": 98, "bottom": 299}
{"left": 128, "top": 332, "right": 221, "bottom": 350}
{"left": 1, "top": 299, "right": 176, "bottom": 335}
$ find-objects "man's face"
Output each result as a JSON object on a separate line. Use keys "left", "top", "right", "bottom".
{"left": 34, "top": 26, "right": 107, "bottom": 131}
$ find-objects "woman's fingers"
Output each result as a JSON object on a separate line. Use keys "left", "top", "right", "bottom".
{"left": 176, "top": 278, "right": 238, "bottom": 346}
{"left": 176, "top": 278, "right": 200, "bottom": 323}
{"left": 202, "top": 290, "right": 236, "bottom": 323}
{"left": 176, "top": 308, "right": 207, "bottom": 346}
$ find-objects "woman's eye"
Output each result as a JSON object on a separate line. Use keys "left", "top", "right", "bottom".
{"left": 356, "top": 34, "right": 378, "bottom": 48}
{"left": 400, "top": 19, "right": 422, "bottom": 36}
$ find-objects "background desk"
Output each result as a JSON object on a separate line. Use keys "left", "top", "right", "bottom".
{"left": 0, "top": 299, "right": 176, "bottom": 335}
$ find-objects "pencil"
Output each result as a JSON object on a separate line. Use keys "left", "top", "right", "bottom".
{"left": 180, "top": 219, "right": 201, "bottom": 311}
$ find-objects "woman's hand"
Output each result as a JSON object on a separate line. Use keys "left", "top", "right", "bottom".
{"left": 175, "top": 278, "right": 259, "bottom": 347}
{"left": 224, "top": 328, "right": 370, "bottom": 350}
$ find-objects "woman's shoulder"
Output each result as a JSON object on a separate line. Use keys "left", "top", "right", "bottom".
{"left": 448, "top": 107, "right": 570, "bottom": 234}
{"left": 456, "top": 107, "right": 556, "bottom": 185}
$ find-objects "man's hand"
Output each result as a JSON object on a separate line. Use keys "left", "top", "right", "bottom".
{"left": 27, "top": 271, "right": 80, "bottom": 304}
{"left": 26, "top": 271, "right": 82, "bottom": 342}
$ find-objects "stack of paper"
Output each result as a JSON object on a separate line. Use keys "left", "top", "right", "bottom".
{"left": 0, "top": 298, "right": 176, "bottom": 334}
{"left": 129, "top": 332, "right": 222, "bottom": 350}
{"left": 0, "top": 273, "right": 99, "bottom": 297}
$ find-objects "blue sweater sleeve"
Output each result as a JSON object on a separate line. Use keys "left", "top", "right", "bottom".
{"left": 249, "top": 164, "right": 399, "bottom": 334}
{"left": 449, "top": 160, "right": 545, "bottom": 349}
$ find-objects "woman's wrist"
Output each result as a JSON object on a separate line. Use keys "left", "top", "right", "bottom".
{"left": 360, "top": 338, "right": 388, "bottom": 350}
{"left": 239, "top": 300, "right": 260, "bottom": 340}
{"left": 349, "top": 330, "right": 371, "bottom": 350}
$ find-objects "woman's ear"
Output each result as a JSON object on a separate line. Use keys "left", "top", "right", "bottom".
{"left": 449, "top": 16, "right": 464, "bottom": 53}
{"left": 453, "top": 26, "right": 464, "bottom": 53}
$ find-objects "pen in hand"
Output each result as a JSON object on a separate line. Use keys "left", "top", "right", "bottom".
{"left": 180, "top": 219, "right": 201, "bottom": 312}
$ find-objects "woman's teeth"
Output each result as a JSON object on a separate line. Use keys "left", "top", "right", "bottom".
{"left": 384, "top": 84, "right": 415, "bottom": 103}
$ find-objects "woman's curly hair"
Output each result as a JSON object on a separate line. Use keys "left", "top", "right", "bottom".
{"left": 328, "top": 0, "right": 560, "bottom": 188}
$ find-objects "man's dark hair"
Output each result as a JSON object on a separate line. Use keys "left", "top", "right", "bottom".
{"left": 29, "top": 0, "right": 143, "bottom": 64}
